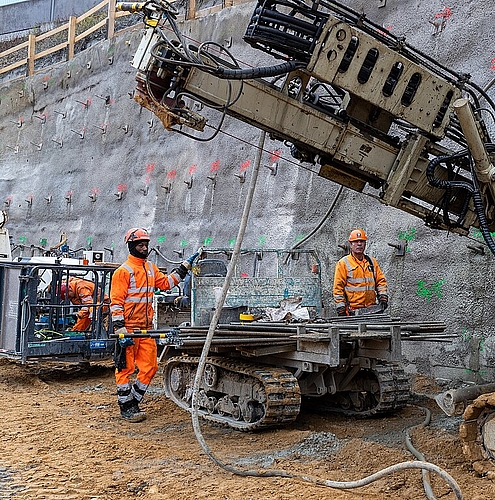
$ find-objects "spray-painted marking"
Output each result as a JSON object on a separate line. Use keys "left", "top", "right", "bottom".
{"left": 180, "top": 240, "right": 188, "bottom": 247}
{"left": 398, "top": 228, "right": 416, "bottom": 241}
{"left": 473, "top": 228, "right": 495, "bottom": 239}
{"left": 117, "top": 184, "right": 127, "bottom": 192}
{"left": 241, "top": 272, "right": 249, "bottom": 278}
{"left": 167, "top": 170, "right": 177, "bottom": 179}
{"left": 464, "top": 368, "right": 488, "bottom": 376}
{"left": 203, "top": 237, "right": 213, "bottom": 246}
{"left": 434, "top": 7, "right": 452, "bottom": 19}
{"left": 416, "top": 279, "right": 445, "bottom": 301}
{"left": 87, "top": 236, "right": 92, "bottom": 246}
{"left": 157, "top": 236, "right": 166, "bottom": 244}
{"left": 189, "top": 164, "right": 197, "bottom": 175}
{"left": 228, "top": 238, "right": 236, "bottom": 246}
{"left": 258, "top": 235, "right": 266, "bottom": 246}
{"left": 210, "top": 159, "right": 220, "bottom": 172}
{"left": 240, "top": 160, "right": 250, "bottom": 172}
{"left": 270, "top": 150, "right": 282, "bottom": 163}
{"left": 146, "top": 163, "right": 155, "bottom": 173}
{"left": 39, "top": 238, "right": 47, "bottom": 247}
{"left": 491, "top": 58, "right": 495, "bottom": 71}
{"left": 18, "top": 236, "right": 27, "bottom": 243}
{"left": 295, "top": 234, "right": 304, "bottom": 242}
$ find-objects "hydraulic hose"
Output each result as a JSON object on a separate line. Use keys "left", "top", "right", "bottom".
{"left": 405, "top": 406, "right": 435, "bottom": 500}
{"left": 212, "top": 61, "right": 306, "bottom": 80}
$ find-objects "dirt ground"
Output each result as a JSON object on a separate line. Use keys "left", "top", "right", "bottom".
{"left": 0, "top": 358, "right": 494, "bottom": 500}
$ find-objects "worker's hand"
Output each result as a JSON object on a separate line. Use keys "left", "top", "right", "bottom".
{"left": 118, "top": 337, "right": 134, "bottom": 347}
{"left": 379, "top": 297, "right": 388, "bottom": 311}
{"left": 114, "top": 326, "right": 128, "bottom": 336}
{"left": 336, "top": 306, "right": 347, "bottom": 317}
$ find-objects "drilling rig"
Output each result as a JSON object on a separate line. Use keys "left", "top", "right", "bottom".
{"left": 117, "top": 0, "right": 495, "bottom": 475}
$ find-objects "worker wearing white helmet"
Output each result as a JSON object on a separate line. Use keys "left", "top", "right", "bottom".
{"left": 333, "top": 229, "right": 388, "bottom": 316}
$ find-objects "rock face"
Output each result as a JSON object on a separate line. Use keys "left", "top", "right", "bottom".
{"left": 0, "top": 0, "right": 495, "bottom": 383}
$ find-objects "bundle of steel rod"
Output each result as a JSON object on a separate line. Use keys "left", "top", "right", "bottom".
{"left": 110, "top": 318, "right": 454, "bottom": 346}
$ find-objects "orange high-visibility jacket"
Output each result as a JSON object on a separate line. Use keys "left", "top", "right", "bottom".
{"left": 67, "top": 277, "right": 109, "bottom": 331}
{"left": 110, "top": 254, "right": 181, "bottom": 331}
{"left": 333, "top": 254, "right": 387, "bottom": 311}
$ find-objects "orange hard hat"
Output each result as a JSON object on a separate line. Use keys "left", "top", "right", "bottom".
{"left": 348, "top": 229, "right": 368, "bottom": 242}
{"left": 124, "top": 227, "right": 150, "bottom": 243}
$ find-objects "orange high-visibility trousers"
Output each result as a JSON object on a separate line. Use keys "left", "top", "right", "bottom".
{"left": 115, "top": 337, "right": 158, "bottom": 388}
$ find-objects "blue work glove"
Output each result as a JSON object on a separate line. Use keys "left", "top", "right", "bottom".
{"left": 118, "top": 337, "right": 134, "bottom": 347}
{"left": 185, "top": 247, "right": 203, "bottom": 267}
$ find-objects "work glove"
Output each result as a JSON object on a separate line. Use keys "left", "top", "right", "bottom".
{"left": 336, "top": 306, "right": 347, "bottom": 317}
{"left": 118, "top": 337, "right": 134, "bottom": 347}
{"left": 182, "top": 247, "right": 204, "bottom": 270}
{"left": 379, "top": 297, "right": 389, "bottom": 311}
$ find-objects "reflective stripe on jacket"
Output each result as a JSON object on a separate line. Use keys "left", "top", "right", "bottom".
{"left": 333, "top": 254, "right": 387, "bottom": 310}
{"left": 110, "top": 254, "right": 181, "bottom": 330}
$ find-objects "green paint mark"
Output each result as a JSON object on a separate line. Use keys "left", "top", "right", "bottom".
{"left": 180, "top": 240, "right": 188, "bottom": 247}
{"left": 203, "top": 237, "right": 213, "bottom": 246}
{"left": 87, "top": 236, "right": 92, "bottom": 246}
{"left": 228, "top": 238, "right": 236, "bottom": 247}
{"left": 18, "top": 236, "right": 27, "bottom": 244}
{"left": 39, "top": 238, "right": 47, "bottom": 247}
{"left": 472, "top": 228, "right": 495, "bottom": 241}
{"left": 157, "top": 236, "right": 166, "bottom": 244}
{"left": 258, "top": 235, "right": 266, "bottom": 247}
{"left": 461, "top": 328, "right": 472, "bottom": 342}
{"left": 110, "top": 241, "right": 115, "bottom": 248}
{"left": 294, "top": 234, "right": 305, "bottom": 243}
{"left": 416, "top": 279, "right": 445, "bottom": 302}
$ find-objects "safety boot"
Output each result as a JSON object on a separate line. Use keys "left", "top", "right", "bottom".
{"left": 119, "top": 400, "right": 146, "bottom": 423}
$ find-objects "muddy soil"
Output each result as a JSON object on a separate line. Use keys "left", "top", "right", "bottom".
{"left": 0, "top": 358, "right": 493, "bottom": 499}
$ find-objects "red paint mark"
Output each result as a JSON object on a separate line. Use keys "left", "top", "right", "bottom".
{"left": 6, "top": 195, "right": 13, "bottom": 202}
{"left": 270, "top": 150, "right": 282, "bottom": 163}
{"left": 66, "top": 190, "right": 72, "bottom": 197}
{"left": 435, "top": 7, "right": 452, "bottom": 19}
{"left": 240, "top": 272, "right": 249, "bottom": 278}
{"left": 145, "top": 175, "right": 152, "bottom": 185}
{"left": 146, "top": 163, "right": 155, "bottom": 174}
{"left": 91, "top": 188, "right": 99, "bottom": 194}
{"left": 189, "top": 164, "right": 197, "bottom": 175}
{"left": 42, "top": 75, "right": 50, "bottom": 82}
{"left": 240, "top": 160, "right": 250, "bottom": 172}
{"left": 210, "top": 159, "right": 220, "bottom": 172}
{"left": 86, "top": 98, "right": 92, "bottom": 107}
{"left": 491, "top": 58, "right": 495, "bottom": 70}
{"left": 167, "top": 170, "right": 177, "bottom": 179}
{"left": 117, "top": 184, "right": 127, "bottom": 192}
{"left": 27, "top": 194, "right": 34, "bottom": 200}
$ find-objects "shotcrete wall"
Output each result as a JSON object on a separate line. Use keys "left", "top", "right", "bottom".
{"left": 0, "top": 0, "right": 495, "bottom": 384}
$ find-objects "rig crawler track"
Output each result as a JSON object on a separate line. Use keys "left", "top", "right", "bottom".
{"left": 163, "top": 356, "right": 302, "bottom": 430}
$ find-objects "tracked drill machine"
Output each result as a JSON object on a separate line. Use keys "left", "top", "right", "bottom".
{"left": 117, "top": 0, "right": 495, "bottom": 473}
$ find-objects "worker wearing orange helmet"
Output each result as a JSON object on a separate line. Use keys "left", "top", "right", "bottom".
{"left": 110, "top": 227, "right": 200, "bottom": 422}
{"left": 333, "top": 229, "right": 388, "bottom": 316}
{"left": 60, "top": 277, "right": 110, "bottom": 331}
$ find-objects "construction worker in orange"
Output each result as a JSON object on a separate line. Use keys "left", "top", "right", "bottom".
{"left": 110, "top": 227, "right": 200, "bottom": 422}
{"left": 333, "top": 229, "right": 388, "bottom": 316}
{"left": 60, "top": 277, "right": 110, "bottom": 331}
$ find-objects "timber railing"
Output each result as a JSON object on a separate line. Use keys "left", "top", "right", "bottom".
{"left": 0, "top": 0, "right": 252, "bottom": 83}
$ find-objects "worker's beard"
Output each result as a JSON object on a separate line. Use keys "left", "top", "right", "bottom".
{"left": 128, "top": 241, "right": 149, "bottom": 259}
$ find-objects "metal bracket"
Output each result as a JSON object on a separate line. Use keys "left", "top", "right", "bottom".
{"left": 387, "top": 240, "right": 407, "bottom": 256}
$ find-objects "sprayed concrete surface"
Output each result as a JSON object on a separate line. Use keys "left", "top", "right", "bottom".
{"left": 0, "top": 0, "right": 495, "bottom": 386}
